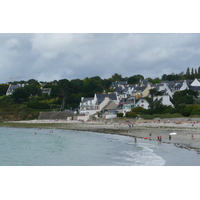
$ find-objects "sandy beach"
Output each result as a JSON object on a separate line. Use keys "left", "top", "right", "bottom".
{"left": 1, "top": 118, "right": 200, "bottom": 151}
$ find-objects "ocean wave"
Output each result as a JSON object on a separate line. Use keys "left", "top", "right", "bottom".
{"left": 118, "top": 143, "right": 166, "bottom": 166}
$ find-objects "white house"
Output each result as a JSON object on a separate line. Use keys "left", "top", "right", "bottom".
{"left": 135, "top": 98, "right": 149, "bottom": 109}
{"left": 6, "top": 84, "right": 25, "bottom": 96}
{"left": 190, "top": 78, "right": 200, "bottom": 86}
{"left": 100, "top": 98, "right": 118, "bottom": 119}
{"left": 79, "top": 93, "right": 119, "bottom": 116}
{"left": 153, "top": 95, "right": 174, "bottom": 107}
{"left": 179, "top": 80, "right": 190, "bottom": 91}
{"left": 79, "top": 97, "right": 96, "bottom": 115}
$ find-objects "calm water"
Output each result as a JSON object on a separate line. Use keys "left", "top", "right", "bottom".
{"left": 0, "top": 127, "right": 200, "bottom": 166}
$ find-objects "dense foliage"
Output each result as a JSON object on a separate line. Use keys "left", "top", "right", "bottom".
{"left": 1, "top": 66, "right": 200, "bottom": 119}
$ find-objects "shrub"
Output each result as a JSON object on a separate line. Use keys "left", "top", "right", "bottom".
{"left": 27, "top": 102, "right": 50, "bottom": 109}
{"left": 117, "top": 113, "right": 123, "bottom": 117}
{"left": 125, "top": 111, "right": 137, "bottom": 118}
{"left": 140, "top": 113, "right": 183, "bottom": 119}
{"left": 131, "top": 107, "right": 146, "bottom": 114}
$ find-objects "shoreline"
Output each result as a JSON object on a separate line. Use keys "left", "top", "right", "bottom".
{"left": 1, "top": 119, "right": 200, "bottom": 153}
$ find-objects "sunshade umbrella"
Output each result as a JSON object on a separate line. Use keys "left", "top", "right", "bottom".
{"left": 169, "top": 132, "right": 177, "bottom": 135}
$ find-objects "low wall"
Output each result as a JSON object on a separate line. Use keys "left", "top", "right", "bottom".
{"left": 77, "top": 115, "right": 90, "bottom": 121}
{"left": 39, "top": 111, "right": 74, "bottom": 120}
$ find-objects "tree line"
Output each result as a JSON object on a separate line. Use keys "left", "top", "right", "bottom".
{"left": 0, "top": 66, "right": 200, "bottom": 114}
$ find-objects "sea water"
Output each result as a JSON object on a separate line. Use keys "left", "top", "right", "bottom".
{"left": 0, "top": 127, "right": 200, "bottom": 166}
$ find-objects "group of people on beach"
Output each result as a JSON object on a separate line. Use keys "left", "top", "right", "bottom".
{"left": 157, "top": 136, "right": 162, "bottom": 142}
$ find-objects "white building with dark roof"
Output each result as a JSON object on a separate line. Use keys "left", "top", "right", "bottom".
{"left": 79, "top": 97, "right": 96, "bottom": 115}
{"left": 6, "top": 84, "right": 25, "bottom": 95}
{"left": 79, "top": 93, "right": 119, "bottom": 116}
{"left": 190, "top": 78, "right": 200, "bottom": 86}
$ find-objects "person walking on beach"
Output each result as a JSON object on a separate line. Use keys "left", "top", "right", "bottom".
{"left": 159, "top": 136, "right": 162, "bottom": 142}
{"left": 149, "top": 133, "right": 152, "bottom": 139}
{"left": 134, "top": 137, "right": 137, "bottom": 143}
{"left": 169, "top": 135, "right": 171, "bottom": 140}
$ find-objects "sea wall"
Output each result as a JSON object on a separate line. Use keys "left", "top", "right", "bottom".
{"left": 38, "top": 111, "right": 74, "bottom": 120}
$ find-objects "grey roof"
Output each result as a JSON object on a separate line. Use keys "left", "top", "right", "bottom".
{"left": 153, "top": 97, "right": 162, "bottom": 103}
{"left": 121, "top": 87, "right": 129, "bottom": 93}
{"left": 117, "top": 81, "right": 127, "bottom": 85}
{"left": 139, "top": 79, "right": 149, "bottom": 86}
{"left": 96, "top": 93, "right": 117, "bottom": 104}
{"left": 101, "top": 101, "right": 117, "bottom": 111}
{"left": 81, "top": 97, "right": 94, "bottom": 103}
{"left": 135, "top": 97, "right": 148, "bottom": 104}
{"left": 114, "top": 86, "right": 123, "bottom": 93}
{"left": 135, "top": 86, "right": 147, "bottom": 91}
{"left": 162, "top": 80, "right": 192, "bottom": 89}
{"left": 6, "top": 84, "right": 23, "bottom": 95}
{"left": 189, "top": 86, "right": 200, "bottom": 93}
{"left": 111, "top": 81, "right": 127, "bottom": 88}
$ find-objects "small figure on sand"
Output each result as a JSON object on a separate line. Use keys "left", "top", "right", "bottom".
{"left": 134, "top": 137, "right": 137, "bottom": 143}
{"left": 169, "top": 135, "right": 171, "bottom": 140}
{"left": 149, "top": 133, "right": 152, "bottom": 139}
{"left": 157, "top": 136, "right": 162, "bottom": 142}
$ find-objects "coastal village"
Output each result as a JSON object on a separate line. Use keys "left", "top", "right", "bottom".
{"left": 3, "top": 77, "right": 200, "bottom": 121}
{"left": 78, "top": 78, "right": 200, "bottom": 120}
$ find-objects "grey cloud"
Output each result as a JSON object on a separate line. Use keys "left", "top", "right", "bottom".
{"left": 1, "top": 33, "right": 200, "bottom": 83}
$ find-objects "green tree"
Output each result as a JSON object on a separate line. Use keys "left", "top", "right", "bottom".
{"left": 131, "top": 106, "right": 146, "bottom": 115}
{"left": 147, "top": 77, "right": 161, "bottom": 84}
{"left": 145, "top": 89, "right": 165, "bottom": 113}
{"left": 198, "top": 67, "right": 200, "bottom": 74}
{"left": 191, "top": 68, "right": 194, "bottom": 75}
{"left": 185, "top": 67, "right": 191, "bottom": 79}
{"left": 149, "top": 88, "right": 163, "bottom": 97}
{"left": 101, "top": 79, "right": 112, "bottom": 90}
{"left": 164, "top": 73, "right": 180, "bottom": 81}
{"left": 27, "top": 101, "right": 50, "bottom": 109}
{"left": 125, "top": 111, "right": 137, "bottom": 118}
{"left": 162, "top": 74, "right": 168, "bottom": 81}
{"left": 24, "top": 84, "right": 41, "bottom": 97}
{"left": 111, "top": 73, "right": 122, "bottom": 81}
{"left": 57, "top": 79, "right": 72, "bottom": 109}
{"left": 172, "top": 89, "right": 198, "bottom": 110}
{"left": 83, "top": 76, "right": 103, "bottom": 97}
{"left": 127, "top": 74, "right": 144, "bottom": 84}
{"left": 70, "top": 79, "right": 84, "bottom": 94}
{"left": 27, "top": 79, "right": 39, "bottom": 86}
{"left": 11, "top": 87, "right": 29, "bottom": 103}
{"left": 186, "top": 67, "right": 190, "bottom": 75}
{"left": 0, "top": 84, "right": 9, "bottom": 96}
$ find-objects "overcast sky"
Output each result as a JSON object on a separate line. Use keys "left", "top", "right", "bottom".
{"left": 1, "top": 33, "right": 200, "bottom": 83}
